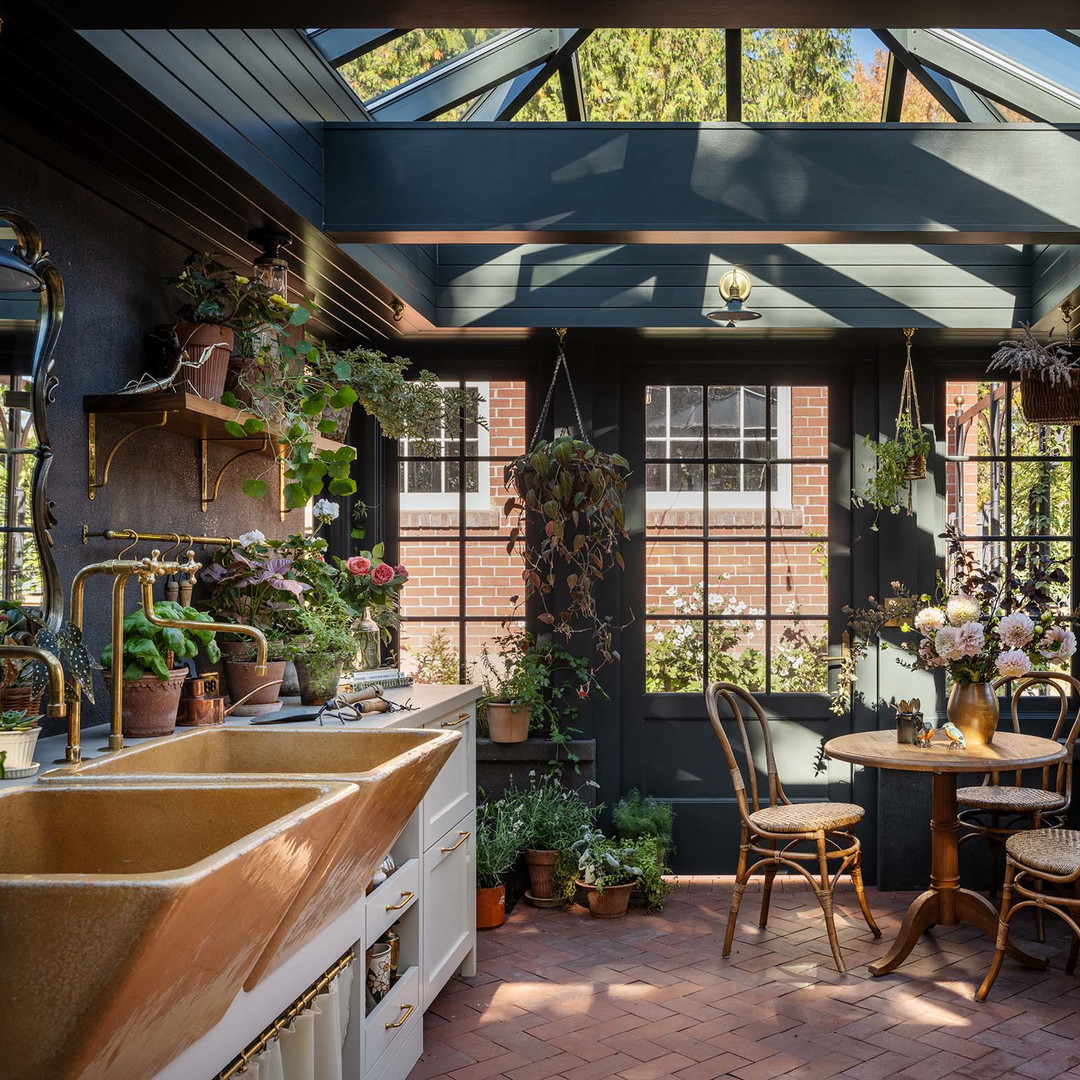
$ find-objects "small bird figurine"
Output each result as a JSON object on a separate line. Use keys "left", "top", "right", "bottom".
{"left": 915, "top": 716, "right": 935, "bottom": 747}
{"left": 942, "top": 722, "right": 967, "bottom": 750}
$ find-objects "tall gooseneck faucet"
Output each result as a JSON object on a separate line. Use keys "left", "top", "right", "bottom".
{"left": 0, "top": 645, "right": 65, "bottom": 720}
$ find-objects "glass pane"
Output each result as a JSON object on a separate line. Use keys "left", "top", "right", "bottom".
{"left": 400, "top": 462, "right": 462, "bottom": 533}
{"left": 954, "top": 30, "right": 1080, "bottom": 97}
{"left": 771, "top": 621, "right": 829, "bottom": 693}
{"left": 708, "top": 620, "right": 765, "bottom": 692}
{"left": 464, "top": 542, "right": 524, "bottom": 618}
{"left": 398, "top": 622, "right": 461, "bottom": 683}
{"left": 708, "top": 385, "right": 741, "bottom": 438}
{"left": 466, "top": 620, "right": 526, "bottom": 682}
{"left": 770, "top": 540, "right": 829, "bottom": 616}
{"left": 669, "top": 385, "right": 704, "bottom": 439}
{"left": 790, "top": 385, "right": 829, "bottom": 458}
{"left": 646, "top": 619, "right": 704, "bottom": 693}
{"left": 646, "top": 542, "right": 704, "bottom": 615}
{"left": 466, "top": 461, "right": 514, "bottom": 534}
{"left": 709, "top": 542, "right": 766, "bottom": 615}
{"left": 646, "top": 464, "right": 704, "bottom": 535}
{"left": 775, "top": 463, "right": 830, "bottom": 536}
{"left": 645, "top": 386, "right": 667, "bottom": 436}
{"left": 396, "top": 541, "right": 460, "bottom": 617}
{"left": 1010, "top": 460, "right": 1071, "bottom": 537}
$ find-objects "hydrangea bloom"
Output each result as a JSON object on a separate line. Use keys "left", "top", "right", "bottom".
{"left": 312, "top": 498, "right": 339, "bottom": 523}
{"left": 997, "top": 611, "right": 1035, "bottom": 649}
{"left": 946, "top": 594, "right": 980, "bottom": 626}
{"left": 914, "top": 607, "right": 946, "bottom": 635}
{"left": 1039, "top": 626, "right": 1077, "bottom": 661}
{"left": 996, "top": 649, "right": 1032, "bottom": 678}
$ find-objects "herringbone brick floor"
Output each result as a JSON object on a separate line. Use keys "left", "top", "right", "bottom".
{"left": 409, "top": 877, "right": 1080, "bottom": 1080}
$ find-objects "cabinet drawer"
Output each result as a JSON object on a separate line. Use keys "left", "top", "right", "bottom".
{"left": 364, "top": 965, "right": 420, "bottom": 1074}
{"left": 421, "top": 812, "right": 475, "bottom": 1009}
{"left": 420, "top": 706, "right": 475, "bottom": 851}
{"left": 365, "top": 858, "right": 419, "bottom": 944}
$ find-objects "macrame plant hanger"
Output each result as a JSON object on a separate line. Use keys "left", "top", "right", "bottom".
{"left": 898, "top": 327, "right": 927, "bottom": 512}
{"left": 528, "top": 327, "right": 587, "bottom": 450}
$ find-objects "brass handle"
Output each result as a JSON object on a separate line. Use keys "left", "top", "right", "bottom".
{"left": 441, "top": 713, "right": 470, "bottom": 727}
{"left": 440, "top": 830, "right": 470, "bottom": 853}
{"left": 819, "top": 630, "right": 852, "bottom": 666}
{"left": 384, "top": 1003, "right": 415, "bottom": 1030}
{"left": 385, "top": 890, "right": 415, "bottom": 911}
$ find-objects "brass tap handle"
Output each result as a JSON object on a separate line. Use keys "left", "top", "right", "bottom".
{"left": 179, "top": 549, "right": 201, "bottom": 580}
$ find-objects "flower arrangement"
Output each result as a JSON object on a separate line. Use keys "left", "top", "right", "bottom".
{"left": 333, "top": 542, "right": 409, "bottom": 632}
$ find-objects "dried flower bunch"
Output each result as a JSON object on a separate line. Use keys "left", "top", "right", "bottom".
{"left": 988, "top": 324, "right": 1077, "bottom": 387}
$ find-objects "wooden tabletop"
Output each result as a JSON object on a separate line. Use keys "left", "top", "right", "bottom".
{"left": 825, "top": 729, "right": 1066, "bottom": 774}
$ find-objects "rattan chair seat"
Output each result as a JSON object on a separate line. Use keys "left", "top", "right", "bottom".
{"left": 1006, "top": 829, "right": 1080, "bottom": 877}
{"left": 749, "top": 802, "right": 865, "bottom": 834}
{"left": 957, "top": 785, "right": 1067, "bottom": 813}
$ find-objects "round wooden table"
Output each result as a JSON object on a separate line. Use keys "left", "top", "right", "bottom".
{"left": 825, "top": 729, "right": 1066, "bottom": 976}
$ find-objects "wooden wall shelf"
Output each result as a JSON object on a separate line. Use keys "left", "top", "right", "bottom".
{"left": 84, "top": 392, "right": 345, "bottom": 517}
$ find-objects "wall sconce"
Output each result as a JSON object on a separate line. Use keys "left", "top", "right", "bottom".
{"left": 706, "top": 267, "right": 762, "bottom": 326}
{"left": 250, "top": 227, "right": 291, "bottom": 296}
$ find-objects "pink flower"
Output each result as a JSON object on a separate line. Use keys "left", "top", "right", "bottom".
{"left": 371, "top": 562, "right": 395, "bottom": 586}
{"left": 346, "top": 556, "right": 371, "bottom": 576}
{"left": 394, "top": 564, "right": 409, "bottom": 581}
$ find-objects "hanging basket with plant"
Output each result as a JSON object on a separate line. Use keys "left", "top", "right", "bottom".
{"left": 504, "top": 330, "right": 629, "bottom": 665}
{"left": 854, "top": 327, "right": 931, "bottom": 527}
{"left": 988, "top": 303, "right": 1079, "bottom": 425}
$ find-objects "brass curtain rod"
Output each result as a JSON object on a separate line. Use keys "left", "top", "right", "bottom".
{"left": 81, "top": 526, "right": 239, "bottom": 547}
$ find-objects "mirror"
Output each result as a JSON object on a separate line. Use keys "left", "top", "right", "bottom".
{"left": 0, "top": 211, "right": 62, "bottom": 629}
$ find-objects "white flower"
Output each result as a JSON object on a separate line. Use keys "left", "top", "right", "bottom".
{"left": 998, "top": 612, "right": 1035, "bottom": 649}
{"left": 996, "top": 649, "right": 1032, "bottom": 678}
{"left": 312, "top": 498, "right": 340, "bottom": 523}
{"left": 238, "top": 530, "right": 265, "bottom": 547}
{"left": 935, "top": 626, "right": 965, "bottom": 661}
{"left": 1039, "top": 625, "right": 1077, "bottom": 661}
{"left": 946, "top": 594, "right": 980, "bottom": 626}
{"left": 956, "top": 620, "right": 985, "bottom": 657}
{"left": 914, "top": 607, "right": 946, "bottom": 635}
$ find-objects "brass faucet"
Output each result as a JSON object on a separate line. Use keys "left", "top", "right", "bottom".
{"left": 0, "top": 645, "right": 65, "bottom": 720}
{"left": 137, "top": 551, "right": 268, "bottom": 675}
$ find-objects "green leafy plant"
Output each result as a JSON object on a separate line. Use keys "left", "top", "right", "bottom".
{"left": 476, "top": 792, "right": 525, "bottom": 889}
{"left": 504, "top": 436, "right": 629, "bottom": 665}
{"left": 516, "top": 776, "right": 600, "bottom": 852}
{"left": 101, "top": 602, "right": 221, "bottom": 681}
{"left": 411, "top": 629, "right": 462, "bottom": 685}
{"left": 612, "top": 789, "right": 674, "bottom": 851}
{"left": 293, "top": 593, "right": 359, "bottom": 683}
{"left": 854, "top": 417, "right": 930, "bottom": 526}
{"left": 0, "top": 708, "right": 38, "bottom": 731}
{"left": 0, "top": 603, "right": 95, "bottom": 704}
{"left": 570, "top": 827, "right": 672, "bottom": 911}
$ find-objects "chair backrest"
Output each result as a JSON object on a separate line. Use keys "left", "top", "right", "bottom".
{"left": 991, "top": 672, "right": 1080, "bottom": 806}
{"left": 705, "top": 682, "right": 786, "bottom": 825}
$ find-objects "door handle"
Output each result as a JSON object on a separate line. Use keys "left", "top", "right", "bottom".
{"left": 385, "top": 890, "right": 415, "bottom": 911}
{"left": 819, "top": 630, "right": 851, "bottom": 666}
{"left": 440, "top": 830, "right": 470, "bottom": 853}
{"left": 441, "top": 713, "right": 470, "bottom": 727}
{"left": 385, "top": 1003, "right": 415, "bottom": 1029}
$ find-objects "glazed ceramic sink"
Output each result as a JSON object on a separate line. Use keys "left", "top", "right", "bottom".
{"left": 0, "top": 780, "right": 356, "bottom": 1080}
{"left": 43, "top": 726, "right": 460, "bottom": 986}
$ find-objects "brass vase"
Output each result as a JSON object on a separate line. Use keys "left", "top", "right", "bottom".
{"left": 946, "top": 681, "right": 999, "bottom": 746}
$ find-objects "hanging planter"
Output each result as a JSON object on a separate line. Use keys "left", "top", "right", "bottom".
{"left": 988, "top": 304, "right": 1080, "bottom": 425}
{"left": 854, "top": 327, "right": 931, "bottom": 528}
{"left": 503, "top": 329, "right": 629, "bottom": 665}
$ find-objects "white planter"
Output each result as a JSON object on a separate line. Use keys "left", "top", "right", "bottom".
{"left": 0, "top": 725, "right": 41, "bottom": 778}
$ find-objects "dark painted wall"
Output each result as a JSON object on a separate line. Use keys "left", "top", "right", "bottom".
{"left": 1, "top": 141, "right": 304, "bottom": 736}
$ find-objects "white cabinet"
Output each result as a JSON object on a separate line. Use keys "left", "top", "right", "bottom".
{"left": 419, "top": 706, "right": 475, "bottom": 849}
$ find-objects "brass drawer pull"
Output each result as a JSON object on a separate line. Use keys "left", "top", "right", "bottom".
{"left": 441, "top": 713, "right": 470, "bottom": 727}
{"left": 440, "top": 830, "right": 470, "bottom": 853}
{"left": 385, "top": 1002, "right": 415, "bottom": 1029}
{"left": 385, "top": 890, "right": 415, "bottom": 912}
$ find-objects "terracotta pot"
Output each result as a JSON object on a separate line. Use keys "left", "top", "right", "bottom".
{"left": 476, "top": 884, "right": 506, "bottom": 930}
{"left": 486, "top": 703, "right": 530, "bottom": 744}
{"left": 947, "top": 681, "right": 1000, "bottom": 747}
{"left": 0, "top": 685, "right": 43, "bottom": 718}
{"left": 0, "top": 725, "right": 41, "bottom": 778}
{"left": 294, "top": 657, "right": 344, "bottom": 706}
{"left": 223, "top": 660, "right": 285, "bottom": 716}
{"left": 172, "top": 322, "right": 233, "bottom": 401}
{"left": 103, "top": 668, "right": 187, "bottom": 738}
{"left": 578, "top": 880, "right": 634, "bottom": 919}
{"left": 525, "top": 849, "right": 560, "bottom": 903}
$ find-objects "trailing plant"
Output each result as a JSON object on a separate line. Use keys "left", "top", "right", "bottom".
{"left": 988, "top": 323, "right": 1076, "bottom": 386}
{"left": 476, "top": 792, "right": 524, "bottom": 889}
{"left": 854, "top": 417, "right": 930, "bottom": 526}
{"left": 0, "top": 708, "right": 37, "bottom": 731}
{"left": 101, "top": 602, "right": 221, "bottom": 681}
{"left": 612, "top": 788, "right": 674, "bottom": 851}
{"left": 570, "top": 827, "right": 672, "bottom": 911}
{"left": 504, "top": 435, "right": 629, "bottom": 664}
{"left": 0, "top": 603, "right": 94, "bottom": 704}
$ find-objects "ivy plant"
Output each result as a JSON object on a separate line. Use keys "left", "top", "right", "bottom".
{"left": 853, "top": 417, "right": 930, "bottom": 528}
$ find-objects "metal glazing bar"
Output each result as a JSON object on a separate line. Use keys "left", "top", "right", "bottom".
{"left": 725, "top": 29, "right": 742, "bottom": 122}
{"left": 559, "top": 48, "right": 587, "bottom": 120}
{"left": 881, "top": 50, "right": 907, "bottom": 121}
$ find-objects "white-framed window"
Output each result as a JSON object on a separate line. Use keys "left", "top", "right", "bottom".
{"left": 399, "top": 381, "right": 490, "bottom": 510}
{"left": 645, "top": 384, "right": 792, "bottom": 509}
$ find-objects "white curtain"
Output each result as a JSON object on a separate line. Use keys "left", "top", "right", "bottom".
{"left": 241, "top": 963, "right": 354, "bottom": 1080}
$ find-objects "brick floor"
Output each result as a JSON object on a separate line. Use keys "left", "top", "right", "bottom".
{"left": 409, "top": 877, "right": 1080, "bottom": 1080}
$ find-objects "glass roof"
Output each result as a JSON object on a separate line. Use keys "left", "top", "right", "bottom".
{"left": 319, "top": 27, "right": 1080, "bottom": 124}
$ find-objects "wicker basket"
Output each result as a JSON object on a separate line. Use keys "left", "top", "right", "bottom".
{"left": 902, "top": 454, "right": 926, "bottom": 482}
{"left": 0, "top": 685, "right": 44, "bottom": 718}
{"left": 1019, "top": 372, "right": 1080, "bottom": 426}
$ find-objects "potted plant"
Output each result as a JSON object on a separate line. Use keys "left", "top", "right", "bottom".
{"left": 100, "top": 602, "right": 220, "bottom": 738}
{"left": 0, "top": 603, "right": 95, "bottom": 713}
{"left": 475, "top": 793, "right": 523, "bottom": 930}
{"left": 292, "top": 595, "right": 359, "bottom": 705}
{"left": 333, "top": 541, "right": 409, "bottom": 671}
{"left": 504, "top": 435, "right": 629, "bottom": 664}
{"left": 988, "top": 310, "right": 1080, "bottom": 425}
{"left": 0, "top": 709, "right": 42, "bottom": 778}
{"left": 162, "top": 251, "right": 307, "bottom": 402}
{"left": 570, "top": 828, "right": 672, "bottom": 918}
{"left": 517, "top": 777, "right": 599, "bottom": 907}
{"left": 613, "top": 789, "right": 675, "bottom": 854}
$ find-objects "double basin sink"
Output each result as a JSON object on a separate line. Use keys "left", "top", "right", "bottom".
{"left": 1, "top": 724, "right": 460, "bottom": 1080}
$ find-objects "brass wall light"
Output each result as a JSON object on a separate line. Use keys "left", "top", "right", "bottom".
{"left": 707, "top": 266, "right": 762, "bottom": 326}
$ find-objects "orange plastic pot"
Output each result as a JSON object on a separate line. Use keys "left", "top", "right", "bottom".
{"left": 476, "top": 884, "right": 506, "bottom": 929}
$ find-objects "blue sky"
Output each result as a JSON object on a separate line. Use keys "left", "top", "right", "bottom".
{"left": 851, "top": 29, "right": 882, "bottom": 68}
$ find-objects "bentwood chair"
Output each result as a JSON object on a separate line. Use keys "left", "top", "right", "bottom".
{"left": 705, "top": 682, "right": 881, "bottom": 973}
{"left": 976, "top": 828, "right": 1080, "bottom": 1001}
{"left": 958, "top": 673, "right": 1080, "bottom": 939}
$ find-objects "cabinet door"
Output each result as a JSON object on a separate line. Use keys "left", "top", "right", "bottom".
{"left": 421, "top": 812, "right": 476, "bottom": 1009}
{"left": 420, "top": 706, "right": 475, "bottom": 851}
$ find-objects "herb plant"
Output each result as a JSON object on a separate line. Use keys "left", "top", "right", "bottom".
{"left": 854, "top": 417, "right": 930, "bottom": 527}
{"left": 101, "top": 602, "right": 221, "bottom": 681}
{"left": 516, "top": 776, "right": 600, "bottom": 852}
{"left": 988, "top": 323, "right": 1076, "bottom": 386}
{"left": 612, "top": 789, "right": 675, "bottom": 850}
{"left": 476, "top": 793, "right": 524, "bottom": 889}
{"left": 570, "top": 828, "right": 672, "bottom": 911}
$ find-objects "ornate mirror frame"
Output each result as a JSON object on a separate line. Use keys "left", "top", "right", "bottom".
{"left": 0, "top": 209, "right": 63, "bottom": 630}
